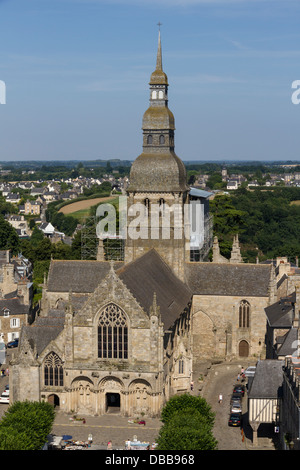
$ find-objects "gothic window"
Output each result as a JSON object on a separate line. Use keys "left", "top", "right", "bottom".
{"left": 178, "top": 359, "right": 184, "bottom": 374}
{"left": 159, "top": 134, "right": 165, "bottom": 144}
{"left": 239, "top": 300, "right": 250, "bottom": 328}
{"left": 158, "top": 90, "right": 164, "bottom": 99}
{"left": 151, "top": 91, "right": 157, "bottom": 99}
{"left": 44, "top": 352, "right": 64, "bottom": 387}
{"left": 98, "top": 303, "right": 128, "bottom": 360}
{"left": 147, "top": 135, "right": 153, "bottom": 144}
{"left": 144, "top": 198, "right": 150, "bottom": 215}
{"left": 159, "top": 198, "right": 165, "bottom": 216}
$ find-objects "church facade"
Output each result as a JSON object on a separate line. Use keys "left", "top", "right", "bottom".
{"left": 10, "top": 32, "right": 275, "bottom": 417}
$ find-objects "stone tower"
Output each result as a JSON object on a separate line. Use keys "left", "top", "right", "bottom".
{"left": 125, "top": 30, "right": 190, "bottom": 281}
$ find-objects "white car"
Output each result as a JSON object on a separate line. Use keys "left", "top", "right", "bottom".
{"left": 1, "top": 389, "right": 9, "bottom": 397}
{"left": 245, "top": 366, "right": 256, "bottom": 377}
{"left": 231, "top": 403, "right": 242, "bottom": 414}
{"left": 0, "top": 394, "right": 9, "bottom": 404}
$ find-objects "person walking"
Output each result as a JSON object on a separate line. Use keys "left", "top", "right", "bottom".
{"left": 218, "top": 394, "right": 223, "bottom": 404}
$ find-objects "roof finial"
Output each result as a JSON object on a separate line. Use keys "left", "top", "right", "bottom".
{"left": 156, "top": 22, "right": 163, "bottom": 71}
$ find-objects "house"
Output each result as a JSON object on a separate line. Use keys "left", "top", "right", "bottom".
{"left": 39, "top": 222, "right": 55, "bottom": 236}
{"left": 7, "top": 215, "right": 30, "bottom": 238}
{"left": 248, "top": 359, "right": 284, "bottom": 447}
{"left": 5, "top": 193, "right": 21, "bottom": 204}
{"left": 24, "top": 200, "right": 41, "bottom": 216}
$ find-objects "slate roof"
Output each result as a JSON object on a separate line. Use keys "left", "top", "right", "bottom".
{"left": 117, "top": 249, "right": 192, "bottom": 330}
{"left": 47, "top": 259, "right": 124, "bottom": 293}
{"left": 21, "top": 309, "right": 65, "bottom": 356}
{"left": 185, "top": 262, "right": 272, "bottom": 297}
{"left": 276, "top": 328, "right": 299, "bottom": 357}
{"left": 0, "top": 296, "right": 29, "bottom": 316}
{"left": 265, "top": 292, "right": 295, "bottom": 328}
{"left": 248, "top": 360, "right": 284, "bottom": 399}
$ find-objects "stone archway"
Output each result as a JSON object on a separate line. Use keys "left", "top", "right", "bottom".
{"left": 70, "top": 377, "right": 95, "bottom": 415}
{"left": 48, "top": 394, "right": 60, "bottom": 408}
{"left": 128, "top": 379, "right": 152, "bottom": 417}
{"left": 99, "top": 377, "right": 124, "bottom": 415}
{"left": 239, "top": 340, "right": 249, "bottom": 357}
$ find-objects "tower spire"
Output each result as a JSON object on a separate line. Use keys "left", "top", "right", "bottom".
{"left": 156, "top": 24, "right": 163, "bottom": 71}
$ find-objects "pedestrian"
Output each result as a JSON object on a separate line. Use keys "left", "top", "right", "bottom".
{"left": 107, "top": 440, "right": 112, "bottom": 450}
{"left": 218, "top": 394, "right": 223, "bottom": 403}
{"left": 190, "top": 381, "right": 194, "bottom": 391}
{"left": 237, "top": 373, "right": 240, "bottom": 381}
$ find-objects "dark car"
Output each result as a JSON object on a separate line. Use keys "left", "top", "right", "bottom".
{"left": 230, "top": 392, "right": 242, "bottom": 404}
{"left": 228, "top": 412, "right": 242, "bottom": 427}
{"left": 233, "top": 384, "right": 245, "bottom": 396}
{"left": 7, "top": 338, "right": 18, "bottom": 348}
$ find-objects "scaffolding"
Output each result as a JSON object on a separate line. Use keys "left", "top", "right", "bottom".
{"left": 81, "top": 216, "right": 124, "bottom": 261}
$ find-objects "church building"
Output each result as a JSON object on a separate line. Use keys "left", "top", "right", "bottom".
{"left": 9, "top": 32, "right": 274, "bottom": 417}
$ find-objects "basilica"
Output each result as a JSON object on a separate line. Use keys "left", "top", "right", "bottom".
{"left": 9, "top": 32, "right": 276, "bottom": 418}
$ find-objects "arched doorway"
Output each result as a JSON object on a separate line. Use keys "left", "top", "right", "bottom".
{"left": 106, "top": 393, "right": 121, "bottom": 413}
{"left": 239, "top": 340, "right": 249, "bottom": 357}
{"left": 48, "top": 394, "right": 60, "bottom": 408}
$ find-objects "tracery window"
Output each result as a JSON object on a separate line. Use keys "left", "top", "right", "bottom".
{"left": 178, "top": 359, "right": 184, "bottom": 374}
{"left": 98, "top": 303, "right": 128, "bottom": 360}
{"left": 239, "top": 300, "right": 250, "bottom": 328}
{"left": 44, "top": 352, "right": 64, "bottom": 387}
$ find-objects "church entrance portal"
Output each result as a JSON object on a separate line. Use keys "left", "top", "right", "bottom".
{"left": 106, "top": 393, "right": 120, "bottom": 413}
{"left": 239, "top": 340, "right": 249, "bottom": 357}
{"left": 48, "top": 394, "right": 60, "bottom": 408}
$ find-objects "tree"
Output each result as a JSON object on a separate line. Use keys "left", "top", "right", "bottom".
{"left": 157, "top": 409, "right": 218, "bottom": 450}
{"left": 160, "top": 393, "right": 215, "bottom": 425}
{"left": 0, "top": 216, "right": 19, "bottom": 254}
{"left": 157, "top": 395, "right": 217, "bottom": 450}
{"left": 0, "top": 401, "right": 55, "bottom": 450}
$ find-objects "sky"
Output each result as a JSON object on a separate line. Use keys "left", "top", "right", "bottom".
{"left": 0, "top": 0, "right": 300, "bottom": 163}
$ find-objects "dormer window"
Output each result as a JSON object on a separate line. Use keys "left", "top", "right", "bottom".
{"left": 3, "top": 309, "right": 9, "bottom": 317}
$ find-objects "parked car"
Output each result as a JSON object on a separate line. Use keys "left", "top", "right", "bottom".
{"left": 245, "top": 366, "right": 256, "bottom": 377}
{"left": 7, "top": 338, "right": 18, "bottom": 348}
{"left": 0, "top": 394, "right": 9, "bottom": 404}
{"left": 230, "top": 392, "right": 242, "bottom": 403}
{"left": 1, "top": 389, "right": 9, "bottom": 397}
{"left": 231, "top": 402, "right": 242, "bottom": 414}
{"left": 233, "top": 384, "right": 245, "bottom": 396}
{"left": 228, "top": 412, "right": 242, "bottom": 427}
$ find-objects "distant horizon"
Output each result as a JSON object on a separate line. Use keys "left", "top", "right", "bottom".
{"left": 1, "top": 159, "right": 300, "bottom": 166}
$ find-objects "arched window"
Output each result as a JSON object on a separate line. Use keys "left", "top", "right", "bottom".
{"left": 98, "top": 303, "right": 128, "bottom": 359}
{"left": 147, "top": 135, "right": 153, "bottom": 144}
{"left": 239, "top": 300, "right": 250, "bottom": 328}
{"left": 144, "top": 198, "right": 150, "bottom": 214}
{"left": 159, "top": 134, "right": 165, "bottom": 144}
{"left": 178, "top": 359, "right": 184, "bottom": 374}
{"left": 44, "top": 352, "right": 64, "bottom": 387}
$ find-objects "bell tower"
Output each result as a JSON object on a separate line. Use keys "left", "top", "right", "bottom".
{"left": 125, "top": 28, "right": 190, "bottom": 281}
